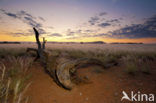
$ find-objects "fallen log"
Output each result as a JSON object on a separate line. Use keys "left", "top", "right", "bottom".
{"left": 27, "top": 28, "right": 105, "bottom": 90}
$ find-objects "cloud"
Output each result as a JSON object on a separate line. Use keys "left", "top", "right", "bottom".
{"left": 98, "top": 22, "right": 111, "bottom": 28}
{"left": 65, "top": 13, "right": 156, "bottom": 40}
{"left": 84, "top": 29, "right": 97, "bottom": 33}
{"left": 98, "top": 18, "right": 121, "bottom": 28}
{"left": 19, "top": 10, "right": 34, "bottom": 18}
{"left": 65, "top": 28, "right": 94, "bottom": 39}
{"left": 0, "top": 9, "right": 18, "bottom": 19}
{"left": 38, "top": 16, "right": 45, "bottom": 21}
{"left": 99, "top": 12, "right": 107, "bottom": 16}
{"left": 72, "top": 15, "right": 156, "bottom": 39}
{"left": 5, "top": 12, "right": 17, "bottom": 18}
{"left": 11, "top": 33, "right": 26, "bottom": 37}
{"left": 110, "top": 15, "right": 156, "bottom": 38}
{"left": 92, "top": 33, "right": 107, "bottom": 37}
{"left": 67, "top": 32, "right": 75, "bottom": 36}
{"left": 65, "top": 29, "right": 92, "bottom": 37}
{"left": 88, "top": 16, "right": 100, "bottom": 25}
{"left": 38, "top": 28, "right": 47, "bottom": 34}
{"left": 66, "top": 29, "right": 76, "bottom": 36}
{"left": 8, "top": 32, "right": 33, "bottom": 37}
{"left": 87, "top": 12, "right": 121, "bottom": 27}
{"left": 107, "top": 19, "right": 120, "bottom": 23}
{"left": 23, "top": 16, "right": 42, "bottom": 28}
{"left": 97, "top": 18, "right": 121, "bottom": 28}
{"left": 0, "top": 9, "right": 46, "bottom": 35}
{"left": 48, "top": 33, "right": 62, "bottom": 37}
{"left": 95, "top": 15, "right": 156, "bottom": 39}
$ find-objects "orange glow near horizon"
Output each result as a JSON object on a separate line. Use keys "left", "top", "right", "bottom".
{"left": 0, "top": 34, "right": 34, "bottom": 42}
{"left": 1, "top": 33, "right": 156, "bottom": 44}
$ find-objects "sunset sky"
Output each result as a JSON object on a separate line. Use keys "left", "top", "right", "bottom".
{"left": 0, "top": 0, "right": 156, "bottom": 43}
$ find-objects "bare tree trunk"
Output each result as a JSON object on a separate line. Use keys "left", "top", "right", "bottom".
{"left": 33, "top": 28, "right": 41, "bottom": 50}
{"left": 42, "top": 37, "right": 46, "bottom": 49}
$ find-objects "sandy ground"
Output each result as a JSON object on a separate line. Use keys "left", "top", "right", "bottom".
{"left": 24, "top": 62, "right": 156, "bottom": 103}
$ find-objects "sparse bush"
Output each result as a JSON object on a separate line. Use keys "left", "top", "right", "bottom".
{"left": 125, "top": 62, "right": 138, "bottom": 75}
{"left": 122, "top": 55, "right": 138, "bottom": 75}
{"left": 122, "top": 52, "right": 154, "bottom": 75}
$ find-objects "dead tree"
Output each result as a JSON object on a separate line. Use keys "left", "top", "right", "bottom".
{"left": 27, "top": 28, "right": 46, "bottom": 64}
{"left": 27, "top": 27, "right": 105, "bottom": 90}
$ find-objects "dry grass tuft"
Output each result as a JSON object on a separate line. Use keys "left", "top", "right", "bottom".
{"left": 0, "top": 56, "right": 33, "bottom": 103}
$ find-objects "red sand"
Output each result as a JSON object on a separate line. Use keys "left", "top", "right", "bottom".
{"left": 25, "top": 63, "right": 156, "bottom": 103}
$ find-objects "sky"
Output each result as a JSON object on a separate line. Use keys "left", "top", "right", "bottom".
{"left": 0, "top": 0, "right": 156, "bottom": 43}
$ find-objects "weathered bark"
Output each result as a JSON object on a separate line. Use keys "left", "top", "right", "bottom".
{"left": 56, "top": 58, "right": 104, "bottom": 89}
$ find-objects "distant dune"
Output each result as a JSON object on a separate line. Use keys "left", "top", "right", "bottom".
{"left": 0, "top": 41, "right": 21, "bottom": 44}
{"left": 110, "top": 42, "right": 143, "bottom": 44}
